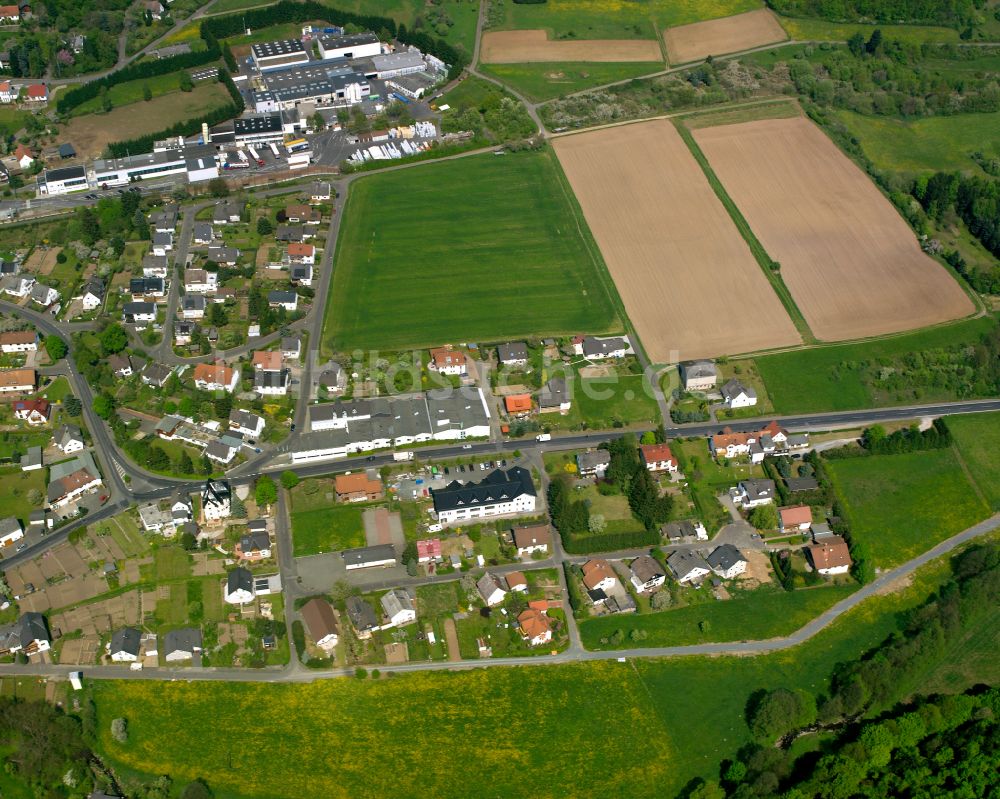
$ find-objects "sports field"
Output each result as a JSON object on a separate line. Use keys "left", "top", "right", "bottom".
{"left": 693, "top": 117, "right": 974, "bottom": 342}
{"left": 553, "top": 120, "right": 800, "bottom": 363}
{"left": 481, "top": 30, "right": 663, "bottom": 62}
{"left": 663, "top": 8, "right": 786, "bottom": 64}
{"left": 322, "top": 150, "right": 622, "bottom": 353}
{"left": 827, "top": 448, "right": 990, "bottom": 568}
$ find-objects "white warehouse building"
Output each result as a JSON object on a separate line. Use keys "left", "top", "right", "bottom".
{"left": 36, "top": 165, "right": 88, "bottom": 196}
{"left": 318, "top": 31, "right": 381, "bottom": 61}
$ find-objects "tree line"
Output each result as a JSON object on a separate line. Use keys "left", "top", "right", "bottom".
{"left": 823, "top": 418, "right": 953, "bottom": 460}
{"left": 767, "top": 0, "right": 977, "bottom": 28}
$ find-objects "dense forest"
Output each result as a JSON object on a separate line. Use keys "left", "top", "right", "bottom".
{"left": 767, "top": 0, "right": 978, "bottom": 27}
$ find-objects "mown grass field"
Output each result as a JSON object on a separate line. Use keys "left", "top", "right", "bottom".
{"left": 0, "top": 107, "right": 29, "bottom": 138}
{"left": 827, "top": 447, "right": 989, "bottom": 568}
{"left": 90, "top": 546, "right": 965, "bottom": 799}
{"left": 480, "top": 61, "right": 663, "bottom": 102}
{"left": 499, "top": 0, "right": 763, "bottom": 39}
{"left": 776, "top": 16, "right": 959, "bottom": 43}
{"left": 0, "top": 468, "right": 47, "bottom": 527}
{"left": 753, "top": 315, "right": 997, "bottom": 414}
{"left": 947, "top": 411, "right": 1000, "bottom": 510}
{"left": 71, "top": 72, "right": 198, "bottom": 116}
{"left": 323, "top": 150, "right": 621, "bottom": 354}
{"left": 580, "top": 583, "right": 857, "bottom": 649}
{"left": 832, "top": 109, "right": 1000, "bottom": 176}
{"left": 291, "top": 504, "right": 367, "bottom": 556}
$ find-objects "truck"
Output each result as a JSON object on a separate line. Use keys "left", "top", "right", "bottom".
{"left": 247, "top": 145, "right": 264, "bottom": 166}
{"left": 391, "top": 92, "right": 410, "bottom": 104}
{"left": 393, "top": 451, "right": 414, "bottom": 462}
{"left": 268, "top": 141, "right": 280, "bottom": 157}
{"left": 237, "top": 149, "right": 249, "bottom": 163}
{"left": 536, "top": 433, "right": 551, "bottom": 442}
{"left": 285, "top": 138, "right": 309, "bottom": 154}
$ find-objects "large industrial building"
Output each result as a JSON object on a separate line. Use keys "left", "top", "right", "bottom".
{"left": 252, "top": 62, "right": 370, "bottom": 112}
{"left": 251, "top": 38, "right": 310, "bottom": 72}
{"left": 36, "top": 165, "right": 88, "bottom": 195}
{"left": 317, "top": 31, "right": 381, "bottom": 61}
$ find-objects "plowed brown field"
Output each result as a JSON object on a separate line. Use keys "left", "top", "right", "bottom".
{"left": 693, "top": 117, "right": 975, "bottom": 341}
{"left": 481, "top": 30, "right": 663, "bottom": 63}
{"left": 553, "top": 120, "right": 800, "bottom": 363}
{"left": 663, "top": 9, "right": 786, "bottom": 64}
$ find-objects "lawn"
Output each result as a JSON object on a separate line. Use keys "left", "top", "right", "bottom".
{"left": 480, "top": 61, "right": 663, "bottom": 102}
{"left": 832, "top": 109, "right": 1000, "bottom": 176}
{"left": 39, "top": 376, "right": 72, "bottom": 402}
{"left": 754, "top": 315, "right": 997, "bottom": 414}
{"left": 827, "top": 447, "right": 989, "bottom": 568}
{"left": 0, "top": 468, "right": 47, "bottom": 527}
{"left": 776, "top": 16, "right": 959, "bottom": 43}
{"left": 579, "top": 583, "right": 857, "bottom": 649}
{"left": 498, "top": 0, "right": 763, "bottom": 39}
{"left": 947, "top": 411, "right": 1000, "bottom": 510}
{"left": 0, "top": 107, "right": 29, "bottom": 138}
{"left": 89, "top": 542, "right": 963, "bottom": 799}
{"left": 291, "top": 504, "right": 367, "bottom": 556}
{"left": 71, "top": 72, "right": 196, "bottom": 116}
{"left": 153, "top": 546, "right": 193, "bottom": 581}
{"left": 565, "top": 370, "right": 662, "bottom": 430}
{"left": 323, "top": 150, "right": 622, "bottom": 354}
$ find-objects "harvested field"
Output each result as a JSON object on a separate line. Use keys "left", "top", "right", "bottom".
{"left": 663, "top": 9, "right": 786, "bottom": 64}
{"left": 59, "top": 82, "right": 232, "bottom": 158}
{"left": 481, "top": 30, "right": 663, "bottom": 63}
{"left": 692, "top": 117, "right": 975, "bottom": 341}
{"left": 553, "top": 120, "right": 800, "bottom": 362}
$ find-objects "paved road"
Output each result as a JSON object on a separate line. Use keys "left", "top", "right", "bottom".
{"left": 3, "top": 512, "right": 995, "bottom": 683}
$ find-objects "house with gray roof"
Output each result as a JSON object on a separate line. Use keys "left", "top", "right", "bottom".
{"left": 224, "top": 567, "right": 255, "bottom": 604}
{"left": 109, "top": 626, "right": 142, "bottom": 662}
{"left": 679, "top": 360, "right": 718, "bottom": 392}
{"left": 477, "top": 572, "right": 507, "bottom": 607}
{"left": 576, "top": 449, "right": 611, "bottom": 478}
{"left": 380, "top": 588, "right": 416, "bottom": 627}
{"left": 497, "top": 341, "right": 528, "bottom": 366}
{"left": 629, "top": 555, "right": 665, "bottom": 593}
{"left": 667, "top": 551, "right": 711, "bottom": 585}
{"left": 581, "top": 335, "right": 627, "bottom": 359}
{"left": 162, "top": 628, "right": 202, "bottom": 661}
{"left": 707, "top": 544, "right": 747, "bottom": 579}
{"left": 345, "top": 595, "right": 378, "bottom": 639}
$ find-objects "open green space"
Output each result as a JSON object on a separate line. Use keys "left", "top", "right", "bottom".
{"left": 323, "top": 150, "right": 621, "bottom": 353}
{"left": 89, "top": 543, "right": 965, "bottom": 799}
{"left": 776, "top": 16, "right": 959, "bottom": 43}
{"left": 498, "top": 0, "right": 763, "bottom": 39}
{"left": 71, "top": 71, "right": 196, "bottom": 116}
{"left": 553, "top": 369, "right": 661, "bottom": 430}
{"left": 480, "top": 61, "right": 663, "bottom": 102}
{"left": 832, "top": 109, "right": 1000, "bottom": 175}
{"left": 0, "top": 468, "right": 47, "bottom": 527}
{"left": 827, "top": 447, "right": 989, "bottom": 568}
{"left": 947, "top": 411, "right": 1000, "bottom": 510}
{"left": 291, "top": 504, "right": 366, "bottom": 556}
{"left": 209, "top": 0, "right": 279, "bottom": 12}
{"left": 0, "top": 108, "right": 29, "bottom": 138}
{"left": 753, "top": 315, "right": 997, "bottom": 414}
{"left": 152, "top": 546, "right": 193, "bottom": 582}
{"left": 580, "top": 583, "right": 856, "bottom": 649}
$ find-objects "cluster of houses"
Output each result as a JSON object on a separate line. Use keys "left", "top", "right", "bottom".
{"left": 476, "top": 569, "right": 556, "bottom": 647}
{"left": 0, "top": 79, "right": 48, "bottom": 106}
{"left": 0, "top": 258, "right": 62, "bottom": 312}
{"left": 711, "top": 421, "right": 809, "bottom": 464}
{"left": 679, "top": 359, "right": 760, "bottom": 410}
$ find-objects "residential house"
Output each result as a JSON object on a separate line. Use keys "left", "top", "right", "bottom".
{"left": 224, "top": 567, "right": 255, "bottom": 604}
{"left": 281, "top": 337, "right": 301, "bottom": 360}
{"left": 0, "top": 613, "right": 51, "bottom": 656}
{"left": 381, "top": 588, "right": 416, "bottom": 627}
{"left": 576, "top": 449, "right": 610, "bottom": 479}
{"left": 0, "top": 516, "right": 23, "bottom": 548}
{"left": 174, "top": 320, "right": 197, "bottom": 346}
{"left": 811, "top": 522, "right": 834, "bottom": 539}
{"left": 721, "top": 379, "right": 757, "bottom": 409}
{"left": 300, "top": 597, "right": 339, "bottom": 649}
{"left": 123, "top": 302, "right": 156, "bottom": 324}
{"left": 268, "top": 290, "right": 298, "bottom": 312}
{"left": 779, "top": 505, "right": 813, "bottom": 532}
{"left": 181, "top": 295, "right": 206, "bottom": 320}
{"left": 807, "top": 536, "right": 852, "bottom": 576}
{"left": 202, "top": 479, "right": 231, "bottom": 522}
{"left": 662, "top": 519, "right": 708, "bottom": 542}
{"left": 30, "top": 283, "right": 59, "bottom": 307}
{"left": 505, "top": 571, "right": 528, "bottom": 592}
{"left": 253, "top": 368, "right": 289, "bottom": 396}
{"left": 79, "top": 278, "right": 105, "bottom": 311}
{"left": 52, "top": 424, "right": 84, "bottom": 455}
{"left": 707, "top": 544, "right": 747, "bottom": 579}
{"left": 212, "top": 200, "right": 244, "bottom": 224}
{"left": 497, "top": 342, "right": 528, "bottom": 366}
{"left": 335, "top": 472, "right": 383, "bottom": 502}
{"left": 151, "top": 232, "right": 173, "bottom": 256}
{"left": 148, "top": 206, "right": 177, "bottom": 233}
{"left": 504, "top": 394, "right": 532, "bottom": 415}
{"left": 290, "top": 264, "right": 313, "bottom": 287}
{"left": 734, "top": 479, "right": 776, "bottom": 509}
{"left": 537, "top": 376, "right": 571, "bottom": 413}
{"left": 20, "top": 445, "right": 42, "bottom": 471}
{"left": 477, "top": 572, "right": 507, "bottom": 607}
{"left": 24, "top": 84, "right": 48, "bottom": 104}
{"left": 786, "top": 476, "right": 819, "bottom": 494}
{"left": 639, "top": 443, "right": 678, "bottom": 473}
{"left": 284, "top": 203, "right": 320, "bottom": 224}
{"left": 144, "top": 0, "right": 165, "bottom": 20}
{"left": 205, "top": 438, "right": 237, "bottom": 465}
{"left": 129, "top": 277, "right": 164, "bottom": 300}
{"left": 207, "top": 246, "right": 239, "bottom": 266}
{"left": 185, "top": 269, "right": 218, "bottom": 294}
{"left": 0, "top": 368, "right": 35, "bottom": 393}
{"left": 428, "top": 346, "right": 467, "bottom": 377}
{"left": 430, "top": 467, "right": 536, "bottom": 526}
{"left": 629, "top": 555, "right": 666, "bottom": 593}
{"left": 512, "top": 524, "right": 550, "bottom": 557}
{"left": 140, "top": 362, "right": 172, "bottom": 388}
{"left": 162, "top": 628, "right": 202, "bottom": 662}
{"left": 13, "top": 398, "right": 50, "bottom": 425}
{"left": 275, "top": 224, "right": 305, "bottom": 242}
{"left": 309, "top": 181, "right": 332, "bottom": 202}
{"left": 13, "top": 144, "right": 32, "bottom": 169}
{"left": 0, "top": 81, "right": 15, "bottom": 103}
{"left": 287, "top": 242, "right": 315, "bottom": 265}
{"left": 416, "top": 538, "right": 442, "bottom": 563}
{"left": 108, "top": 353, "right": 135, "bottom": 377}
{"left": 711, "top": 422, "right": 789, "bottom": 462}
{"left": 252, "top": 350, "right": 283, "bottom": 372}
{"left": 517, "top": 608, "right": 552, "bottom": 647}
{"left": 1, "top": 275, "right": 34, "bottom": 299}
{"left": 341, "top": 545, "right": 397, "bottom": 570}
{"left": 318, "top": 364, "right": 345, "bottom": 394}
{"left": 229, "top": 409, "right": 265, "bottom": 439}
{"left": 582, "top": 559, "right": 617, "bottom": 593}
{"left": 236, "top": 527, "right": 271, "bottom": 561}
{"left": 581, "top": 335, "right": 627, "bottom": 359}
{"left": 667, "top": 550, "right": 711, "bottom": 584}
{"left": 680, "top": 360, "right": 718, "bottom": 391}
{"left": 109, "top": 626, "right": 142, "bottom": 662}
{"left": 142, "top": 254, "right": 169, "bottom": 278}
{"left": 345, "top": 595, "right": 379, "bottom": 639}
{"left": 46, "top": 451, "right": 102, "bottom": 508}
{"left": 192, "top": 223, "right": 214, "bottom": 245}
{"left": 0, "top": 330, "right": 37, "bottom": 353}
{"left": 0, "top": 6, "right": 20, "bottom": 23}
{"left": 138, "top": 502, "right": 173, "bottom": 533}
{"left": 192, "top": 363, "right": 239, "bottom": 393}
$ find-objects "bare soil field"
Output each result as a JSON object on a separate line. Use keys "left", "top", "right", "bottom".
{"left": 481, "top": 30, "right": 663, "bottom": 63}
{"left": 553, "top": 120, "right": 800, "bottom": 362}
{"left": 663, "top": 9, "right": 786, "bottom": 64}
{"left": 693, "top": 117, "right": 975, "bottom": 341}
{"left": 60, "top": 82, "right": 232, "bottom": 158}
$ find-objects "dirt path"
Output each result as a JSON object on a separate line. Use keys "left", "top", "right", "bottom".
{"left": 443, "top": 617, "right": 461, "bottom": 661}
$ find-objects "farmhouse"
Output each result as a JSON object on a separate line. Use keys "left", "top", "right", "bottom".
{"left": 576, "top": 449, "right": 611, "bottom": 478}
{"left": 512, "top": 524, "right": 551, "bottom": 556}
{"left": 779, "top": 505, "right": 813, "bottom": 532}
{"left": 300, "top": 597, "right": 339, "bottom": 649}
{"left": 431, "top": 467, "right": 536, "bottom": 526}
{"left": 680, "top": 360, "right": 718, "bottom": 391}
{"left": 477, "top": 572, "right": 507, "bottom": 607}
{"left": 806, "top": 536, "right": 852, "bottom": 576}
{"left": 629, "top": 555, "right": 666, "bottom": 593}
{"left": 342, "top": 544, "right": 397, "bottom": 570}
{"left": 381, "top": 588, "right": 416, "bottom": 627}
{"left": 345, "top": 595, "right": 379, "bottom": 639}
{"left": 707, "top": 544, "right": 747, "bottom": 579}
{"left": 639, "top": 443, "right": 678, "bottom": 473}
{"left": 667, "top": 550, "right": 711, "bottom": 584}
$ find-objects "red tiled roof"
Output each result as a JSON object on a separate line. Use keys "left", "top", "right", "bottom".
{"left": 504, "top": 394, "right": 532, "bottom": 413}
{"left": 639, "top": 443, "right": 676, "bottom": 466}
{"left": 780, "top": 505, "right": 812, "bottom": 527}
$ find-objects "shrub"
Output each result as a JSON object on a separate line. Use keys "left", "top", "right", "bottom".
{"left": 110, "top": 717, "right": 128, "bottom": 743}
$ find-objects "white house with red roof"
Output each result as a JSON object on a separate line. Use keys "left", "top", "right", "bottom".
{"left": 639, "top": 442, "right": 678, "bottom": 473}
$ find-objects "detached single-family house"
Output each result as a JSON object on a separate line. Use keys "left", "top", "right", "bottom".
{"left": 252, "top": 350, "right": 283, "bottom": 372}
{"left": 381, "top": 588, "right": 416, "bottom": 627}
{"left": 345, "top": 595, "right": 379, "bottom": 639}
{"left": 537, "top": 377, "right": 571, "bottom": 413}
{"left": 300, "top": 597, "right": 339, "bottom": 649}
{"left": 212, "top": 200, "right": 243, "bottom": 224}
{"left": 2, "top": 276, "right": 35, "bottom": 299}
{"left": 734, "top": 479, "right": 776, "bottom": 509}
{"left": 123, "top": 302, "right": 156, "bottom": 324}
{"left": 721, "top": 378, "right": 757, "bottom": 409}
{"left": 780, "top": 505, "right": 813, "bottom": 532}
{"left": 47, "top": 452, "right": 102, "bottom": 508}
{"left": 707, "top": 544, "right": 747, "bottom": 579}
{"left": 192, "top": 362, "right": 239, "bottom": 393}
{"left": 229, "top": 409, "right": 265, "bottom": 439}
{"left": 309, "top": 181, "right": 332, "bottom": 202}
{"left": 477, "top": 572, "right": 507, "bottom": 607}
{"left": 517, "top": 608, "right": 552, "bottom": 647}
{"left": 512, "top": 524, "right": 550, "bottom": 557}
{"left": 185, "top": 269, "right": 218, "bottom": 294}
{"left": 174, "top": 320, "right": 197, "bottom": 346}
{"left": 268, "top": 291, "right": 298, "bottom": 312}
{"left": 30, "top": 283, "right": 59, "bottom": 307}
{"left": 416, "top": 538, "right": 442, "bottom": 563}
{"left": 253, "top": 369, "right": 289, "bottom": 396}
{"left": 142, "top": 255, "right": 169, "bottom": 278}
{"left": 0, "top": 6, "right": 21, "bottom": 24}
{"left": 497, "top": 341, "right": 528, "bottom": 367}
{"left": 129, "top": 276, "right": 164, "bottom": 300}
{"left": 224, "top": 567, "right": 255, "bottom": 604}
{"left": 181, "top": 294, "right": 206, "bottom": 320}
{"left": 141, "top": 362, "right": 172, "bottom": 388}
{"left": 281, "top": 337, "right": 301, "bottom": 360}
{"left": 236, "top": 527, "right": 271, "bottom": 561}
{"left": 79, "top": 278, "right": 105, "bottom": 311}
{"left": 0, "top": 367, "right": 36, "bottom": 393}
{"left": 504, "top": 394, "right": 532, "bottom": 415}
{"left": 428, "top": 346, "right": 467, "bottom": 377}
{"left": 639, "top": 443, "right": 678, "bottom": 473}
{"left": 680, "top": 360, "right": 718, "bottom": 392}
{"left": 287, "top": 242, "right": 315, "bottom": 265}
{"left": 207, "top": 246, "right": 239, "bottom": 266}
{"left": 53, "top": 424, "right": 84, "bottom": 454}
{"left": 0, "top": 516, "right": 24, "bottom": 548}
{"left": 151, "top": 232, "right": 173, "bottom": 256}
{"left": 629, "top": 555, "right": 666, "bottom": 593}
{"left": 290, "top": 264, "right": 313, "bottom": 287}
{"left": 582, "top": 559, "right": 617, "bottom": 593}
{"left": 576, "top": 449, "right": 611, "bottom": 479}
{"left": 20, "top": 446, "right": 42, "bottom": 471}
{"left": 144, "top": 0, "right": 165, "bottom": 20}
{"left": 202, "top": 479, "right": 231, "bottom": 522}
{"left": 581, "top": 335, "right": 627, "bottom": 360}
{"left": 0, "top": 330, "right": 37, "bottom": 353}
{"left": 13, "top": 144, "right": 33, "bottom": 169}
{"left": 505, "top": 571, "right": 528, "bottom": 592}
{"left": 335, "top": 472, "right": 383, "bottom": 503}
{"left": 13, "top": 398, "right": 50, "bottom": 425}
{"left": 662, "top": 519, "right": 709, "bottom": 542}
{"left": 109, "top": 626, "right": 142, "bottom": 662}
{"left": 807, "top": 536, "right": 853, "bottom": 576}
{"left": 0, "top": 613, "right": 51, "bottom": 656}
{"left": 667, "top": 550, "right": 711, "bottom": 585}
{"left": 193, "top": 223, "right": 214, "bottom": 245}
{"left": 163, "top": 628, "right": 202, "bottom": 662}
{"left": 108, "top": 353, "right": 135, "bottom": 377}
{"left": 284, "top": 203, "right": 320, "bottom": 224}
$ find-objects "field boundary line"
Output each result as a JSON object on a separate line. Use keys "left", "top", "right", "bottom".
{"left": 674, "top": 121, "right": 816, "bottom": 344}
{"left": 950, "top": 443, "right": 990, "bottom": 509}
